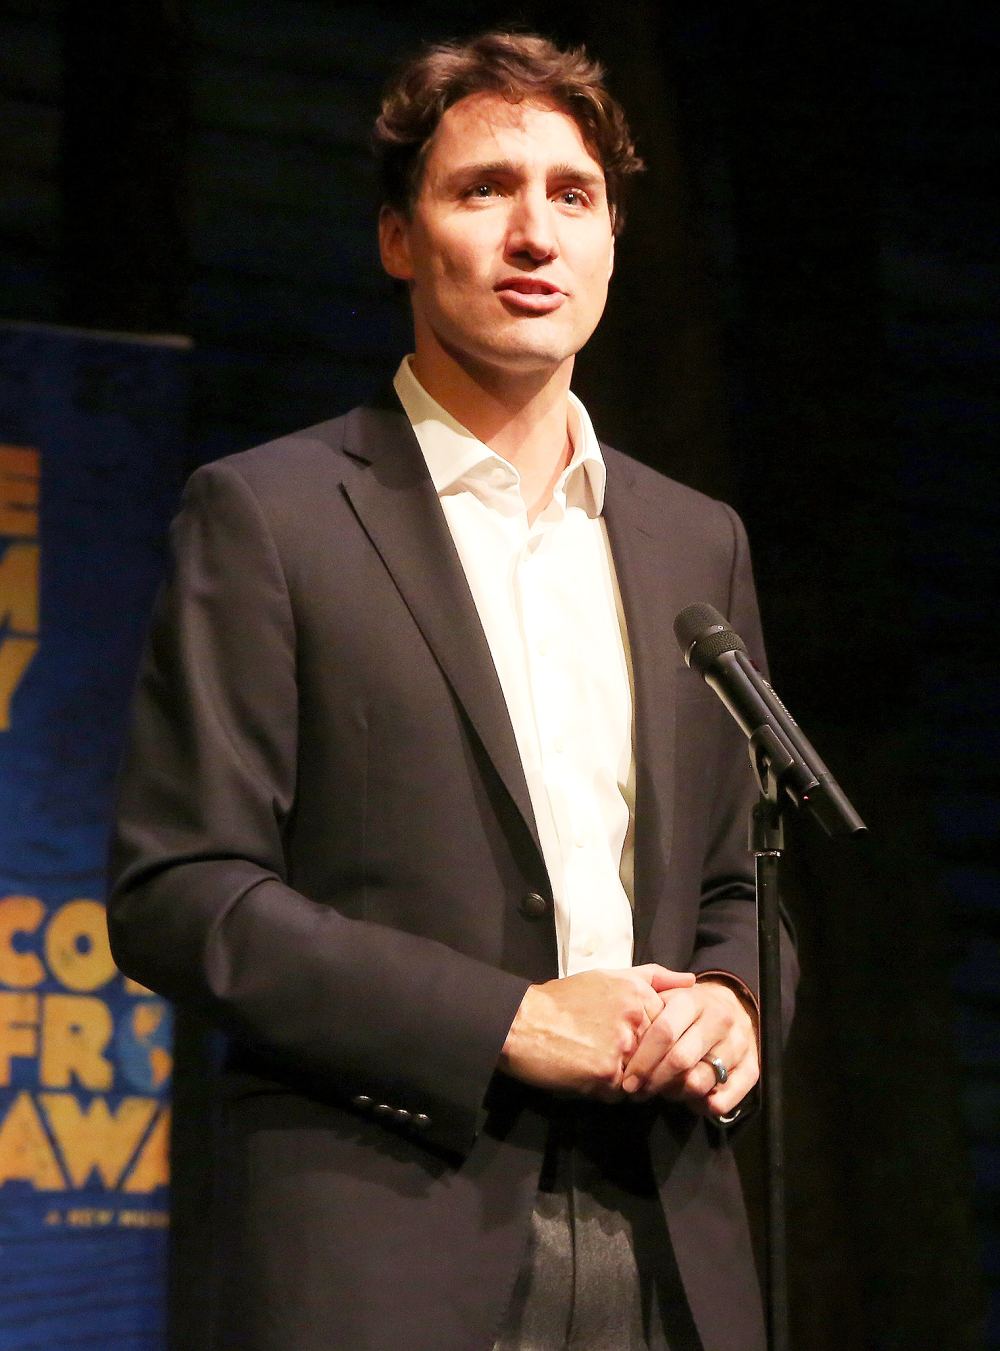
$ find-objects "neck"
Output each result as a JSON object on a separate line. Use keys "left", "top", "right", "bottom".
{"left": 410, "top": 346, "right": 575, "bottom": 522}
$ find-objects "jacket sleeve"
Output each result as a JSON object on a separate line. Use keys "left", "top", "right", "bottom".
{"left": 107, "top": 458, "right": 530, "bottom": 1157}
{"left": 687, "top": 503, "right": 798, "bottom": 1040}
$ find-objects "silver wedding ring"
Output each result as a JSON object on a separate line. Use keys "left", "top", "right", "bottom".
{"left": 704, "top": 1054, "right": 729, "bottom": 1086}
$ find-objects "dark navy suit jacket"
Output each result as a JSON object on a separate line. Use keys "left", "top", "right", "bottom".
{"left": 108, "top": 389, "right": 796, "bottom": 1350}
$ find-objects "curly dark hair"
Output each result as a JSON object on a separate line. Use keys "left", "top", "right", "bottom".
{"left": 374, "top": 31, "right": 644, "bottom": 236}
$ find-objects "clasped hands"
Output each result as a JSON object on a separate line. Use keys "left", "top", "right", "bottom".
{"left": 499, "top": 965, "right": 757, "bottom": 1120}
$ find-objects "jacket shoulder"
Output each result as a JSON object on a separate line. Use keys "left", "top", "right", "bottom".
{"left": 182, "top": 395, "right": 411, "bottom": 526}
{"left": 201, "top": 409, "right": 357, "bottom": 491}
{"left": 601, "top": 442, "right": 747, "bottom": 541}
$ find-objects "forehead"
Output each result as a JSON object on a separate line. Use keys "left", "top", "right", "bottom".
{"left": 421, "top": 92, "right": 605, "bottom": 185}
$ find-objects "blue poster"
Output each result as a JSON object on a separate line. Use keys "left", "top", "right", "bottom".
{"left": 0, "top": 323, "right": 190, "bottom": 1349}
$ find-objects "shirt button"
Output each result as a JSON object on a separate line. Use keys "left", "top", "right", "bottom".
{"left": 518, "top": 891, "right": 550, "bottom": 920}
{"left": 350, "top": 1095, "right": 373, "bottom": 1110}
{"left": 412, "top": 1113, "right": 432, "bottom": 1130}
{"left": 393, "top": 1108, "right": 412, "bottom": 1124}
{"left": 373, "top": 1102, "right": 394, "bottom": 1116}
{"left": 552, "top": 736, "right": 564, "bottom": 754}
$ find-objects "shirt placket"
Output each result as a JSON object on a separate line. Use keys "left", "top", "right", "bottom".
{"left": 517, "top": 514, "right": 588, "bottom": 973}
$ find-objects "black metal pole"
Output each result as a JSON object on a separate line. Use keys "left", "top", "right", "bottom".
{"left": 751, "top": 787, "right": 789, "bottom": 1351}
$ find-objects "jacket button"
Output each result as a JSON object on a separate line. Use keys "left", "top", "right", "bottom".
{"left": 374, "top": 1102, "right": 393, "bottom": 1116}
{"left": 412, "top": 1113, "right": 432, "bottom": 1130}
{"left": 518, "top": 891, "right": 550, "bottom": 920}
{"left": 393, "top": 1108, "right": 412, "bottom": 1124}
{"left": 350, "top": 1095, "right": 373, "bottom": 1110}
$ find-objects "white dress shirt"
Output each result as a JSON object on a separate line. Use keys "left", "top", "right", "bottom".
{"left": 393, "top": 357, "right": 636, "bottom": 977}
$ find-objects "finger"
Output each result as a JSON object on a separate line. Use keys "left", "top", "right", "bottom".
{"left": 697, "top": 1057, "right": 759, "bottom": 1120}
{"left": 699, "top": 1019, "right": 752, "bottom": 1083}
{"left": 634, "top": 964, "right": 696, "bottom": 994}
{"left": 638, "top": 986, "right": 665, "bottom": 1030}
{"left": 621, "top": 992, "right": 701, "bottom": 1092}
{"left": 632, "top": 1013, "right": 716, "bottom": 1098}
{"left": 633, "top": 988, "right": 752, "bottom": 1101}
{"left": 684, "top": 1032, "right": 759, "bottom": 1117}
{"left": 654, "top": 981, "right": 749, "bottom": 1076}
{"left": 612, "top": 968, "right": 666, "bottom": 1034}
{"left": 623, "top": 976, "right": 743, "bottom": 1094}
{"left": 677, "top": 1015, "right": 753, "bottom": 1094}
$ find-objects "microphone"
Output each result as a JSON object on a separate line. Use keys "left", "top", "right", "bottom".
{"left": 673, "top": 603, "right": 866, "bottom": 838}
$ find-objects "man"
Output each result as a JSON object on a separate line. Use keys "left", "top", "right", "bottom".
{"left": 108, "top": 30, "right": 796, "bottom": 1351}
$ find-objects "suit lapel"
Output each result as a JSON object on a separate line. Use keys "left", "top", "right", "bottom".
{"left": 602, "top": 452, "right": 682, "bottom": 962}
{"left": 339, "top": 396, "right": 544, "bottom": 866}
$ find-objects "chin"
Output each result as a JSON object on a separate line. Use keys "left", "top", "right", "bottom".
{"left": 480, "top": 348, "right": 576, "bottom": 378}
{"left": 481, "top": 329, "right": 584, "bottom": 370}
{"left": 432, "top": 316, "right": 587, "bottom": 380}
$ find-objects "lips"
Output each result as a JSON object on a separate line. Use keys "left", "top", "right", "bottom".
{"left": 494, "top": 277, "right": 566, "bottom": 313}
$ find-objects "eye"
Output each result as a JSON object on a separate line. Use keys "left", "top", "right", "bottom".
{"left": 465, "top": 183, "right": 501, "bottom": 199}
{"left": 556, "top": 188, "right": 590, "bottom": 208}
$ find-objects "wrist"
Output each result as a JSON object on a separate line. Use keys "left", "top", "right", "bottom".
{"left": 499, "top": 982, "right": 541, "bottom": 1072}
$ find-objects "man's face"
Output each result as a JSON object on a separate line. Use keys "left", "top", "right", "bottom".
{"left": 379, "top": 93, "right": 615, "bottom": 386}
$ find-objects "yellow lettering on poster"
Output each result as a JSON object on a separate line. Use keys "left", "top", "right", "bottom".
{"left": 0, "top": 894, "right": 45, "bottom": 988}
{"left": 0, "top": 446, "right": 39, "bottom": 538}
{"left": 40, "top": 1093, "right": 157, "bottom": 1189}
{"left": 40, "top": 994, "right": 113, "bottom": 1091}
{"left": 45, "top": 899, "right": 116, "bottom": 993}
{"left": 0, "top": 542, "right": 39, "bottom": 632}
{"left": 0, "top": 447, "right": 40, "bottom": 731}
{"left": 0, "top": 991, "right": 39, "bottom": 1084}
{"left": 0, "top": 1089, "right": 65, "bottom": 1189}
{"left": 0, "top": 636, "right": 38, "bottom": 731}
{"left": 123, "top": 1106, "right": 170, "bottom": 1193}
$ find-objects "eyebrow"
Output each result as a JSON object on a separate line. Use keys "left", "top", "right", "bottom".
{"left": 442, "top": 159, "right": 607, "bottom": 193}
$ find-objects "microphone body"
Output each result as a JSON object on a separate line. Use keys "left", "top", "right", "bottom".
{"left": 674, "top": 604, "right": 865, "bottom": 838}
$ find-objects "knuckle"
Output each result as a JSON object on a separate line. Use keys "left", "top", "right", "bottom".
{"left": 617, "top": 1031, "right": 637, "bottom": 1060}
{"left": 597, "top": 1053, "right": 623, "bottom": 1087}
{"left": 618, "top": 989, "right": 641, "bottom": 1017}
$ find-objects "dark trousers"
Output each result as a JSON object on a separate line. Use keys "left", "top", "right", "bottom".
{"left": 493, "top": 1105, "right": 703, "bottom": 1351}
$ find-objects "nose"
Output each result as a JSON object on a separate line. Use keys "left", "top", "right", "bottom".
{"left": 505, "top": 189, "right": 559, "bottom": 263}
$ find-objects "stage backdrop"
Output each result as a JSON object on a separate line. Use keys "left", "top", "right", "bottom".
{"left": 0, "top": 322, "right": 189, "bottom": 1350}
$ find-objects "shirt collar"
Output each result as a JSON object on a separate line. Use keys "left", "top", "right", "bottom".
{"left": 392, "top": 356, "right": 607, "bottom": 516}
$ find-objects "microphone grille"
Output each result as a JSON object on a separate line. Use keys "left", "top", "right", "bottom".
{"left": 673, "top": 603, "right": 747, "bottom": 672}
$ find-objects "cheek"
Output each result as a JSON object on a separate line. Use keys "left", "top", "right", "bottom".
{"left": 439, "top": 241, "right": 490, "bottom": 288}
{"left": 427, "top": 220, "right": 500, "bottom": 285}
{"left": 437, "top": 250, "right": 474, "bottom": 286}
{"left": 580, "top": 265, "right": 611, "bottom": 310}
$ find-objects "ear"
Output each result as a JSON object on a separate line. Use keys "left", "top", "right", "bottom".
{"left": 607, "top": 232, "right": 616, "bottom": 281}
{"left": 378, "top": 205, "right": 414, "bottom": 282}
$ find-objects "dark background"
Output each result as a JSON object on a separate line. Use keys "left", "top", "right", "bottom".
{"left": 2, "top": 2, "right": 996, "bottom": 1346}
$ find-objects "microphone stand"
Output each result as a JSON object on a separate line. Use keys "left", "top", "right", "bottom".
{"left": 749, "top": 731, "right": 790, "bottom": 1351}
{"left": 673, "top": 602, "right": 866, "bottom": 1351}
